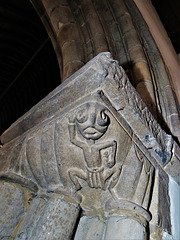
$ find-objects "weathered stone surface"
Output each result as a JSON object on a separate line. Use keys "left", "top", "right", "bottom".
{"left": 125, "top": 0, "right": 180, "bottom": 141}
{"left": 32, "top": 0, "right": 180, "bottom": 144}
{"left": 164, "top": 142, "right": 180, "bottom": 185}
{"left": 30, "top": 197, "right": 80, "bottom": 240}
{"left": 105, "top": 216, "right": 147, "bottom": 240}
{"left": 75, "top": 216, "right": 147, "bottom": 240}
{"left": 15, "top": 197, "right": 47, "bottom": 240}
{"left": 0, "top": 181, "right": 25, "bottom": 239}
{"left": 74, "top": 216, "right": 106, "bottom": 240}
{"left": 0, "top": 52, "right": 179, "bottom": 239}
{"left": 0, "top": 53, "right": 175, "bottom": 171}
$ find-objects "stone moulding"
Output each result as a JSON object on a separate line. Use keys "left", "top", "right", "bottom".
{"left": 0, "top": 52, "right": 179, "bottom": 239}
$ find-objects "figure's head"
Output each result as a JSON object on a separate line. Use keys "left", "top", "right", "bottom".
{"left": 75, "top": 103, "right": 110, "bottom": 140}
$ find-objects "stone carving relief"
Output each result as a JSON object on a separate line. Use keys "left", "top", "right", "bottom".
{"left": 0, "top": 99, "right": 155, "bottom": 215}
{"left": 63, "top": 101, "right": 154, "bottom": 230}
{"left": 66, "top": 101, "right": 155, "bottom": 239}
{"left": 68, "top": 103, "right": 121, "bottom": 192}
{"left": 0, "top": 53, "right": 178, "bottom": 239}
{"left": 105, "top": 62, "right": 173, "bottom": 166}
{"left": 0, "top": 97, "right": 165, "bottom": 239}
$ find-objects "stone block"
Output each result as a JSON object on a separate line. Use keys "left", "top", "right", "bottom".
{"left": 133, "top": 61, "right": 152, "bottom": 84}
{"left": 74, "top": 216, "right": 106, "bottom": 240}
{"left": 30, "top": 197, "right": 80, "bottom": 240}
{"left": 58, "top": 23, "right": 79, "bottom": 48}
{"left": 51, "top": 5, "right": 73, "bottom": 33}
{"left": 118, "top": 12, "right": 133, "bottom": 34}
{"left": 15, "top": 197, "right": 46, "bottom": 240}
{"left": 62, "top": 39, "right": 84, "bottom": 66}
{"left": 93, "top": 33, "right": 108, "bottom": 54}
{"left": 123, "top": 30, "right": 140, "bottom": 51}
{"left": 164, "top": 142, "right": 180, "bottom": 185}
{"left": 129, "top": 45, "right": 146, "bottom": 64}
{"left": 0, "top": 182, "right": 25, "bottom": 239}
{"left": 111, "top": 0, "right": 129, "bottom": 18}
{"left": 105, "top": 216, "right": 147, "bottom": 240}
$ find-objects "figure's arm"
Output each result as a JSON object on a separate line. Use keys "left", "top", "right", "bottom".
{"left": 68, "top": 123, "right": 85, "bottom": 148}
{"left": 95, "top": 140, "right": 117, "bottom": 151}
{"left": 96, "top": 141, "right": 117, "bottom": 168}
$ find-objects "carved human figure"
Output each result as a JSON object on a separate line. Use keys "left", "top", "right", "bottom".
{"left": 68, "top": 103, "right": 121, "bottom": 191}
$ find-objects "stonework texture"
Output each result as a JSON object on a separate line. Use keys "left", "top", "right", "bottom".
{"left": 0, "top": 53, "right": 179, "bottom": 239}
{"left": 31, "top": 0, "right": 180, "bottom": 142}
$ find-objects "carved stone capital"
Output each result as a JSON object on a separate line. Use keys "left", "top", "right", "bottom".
{"left": 0, "top": 52, "right": 179, "bottom": 238}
